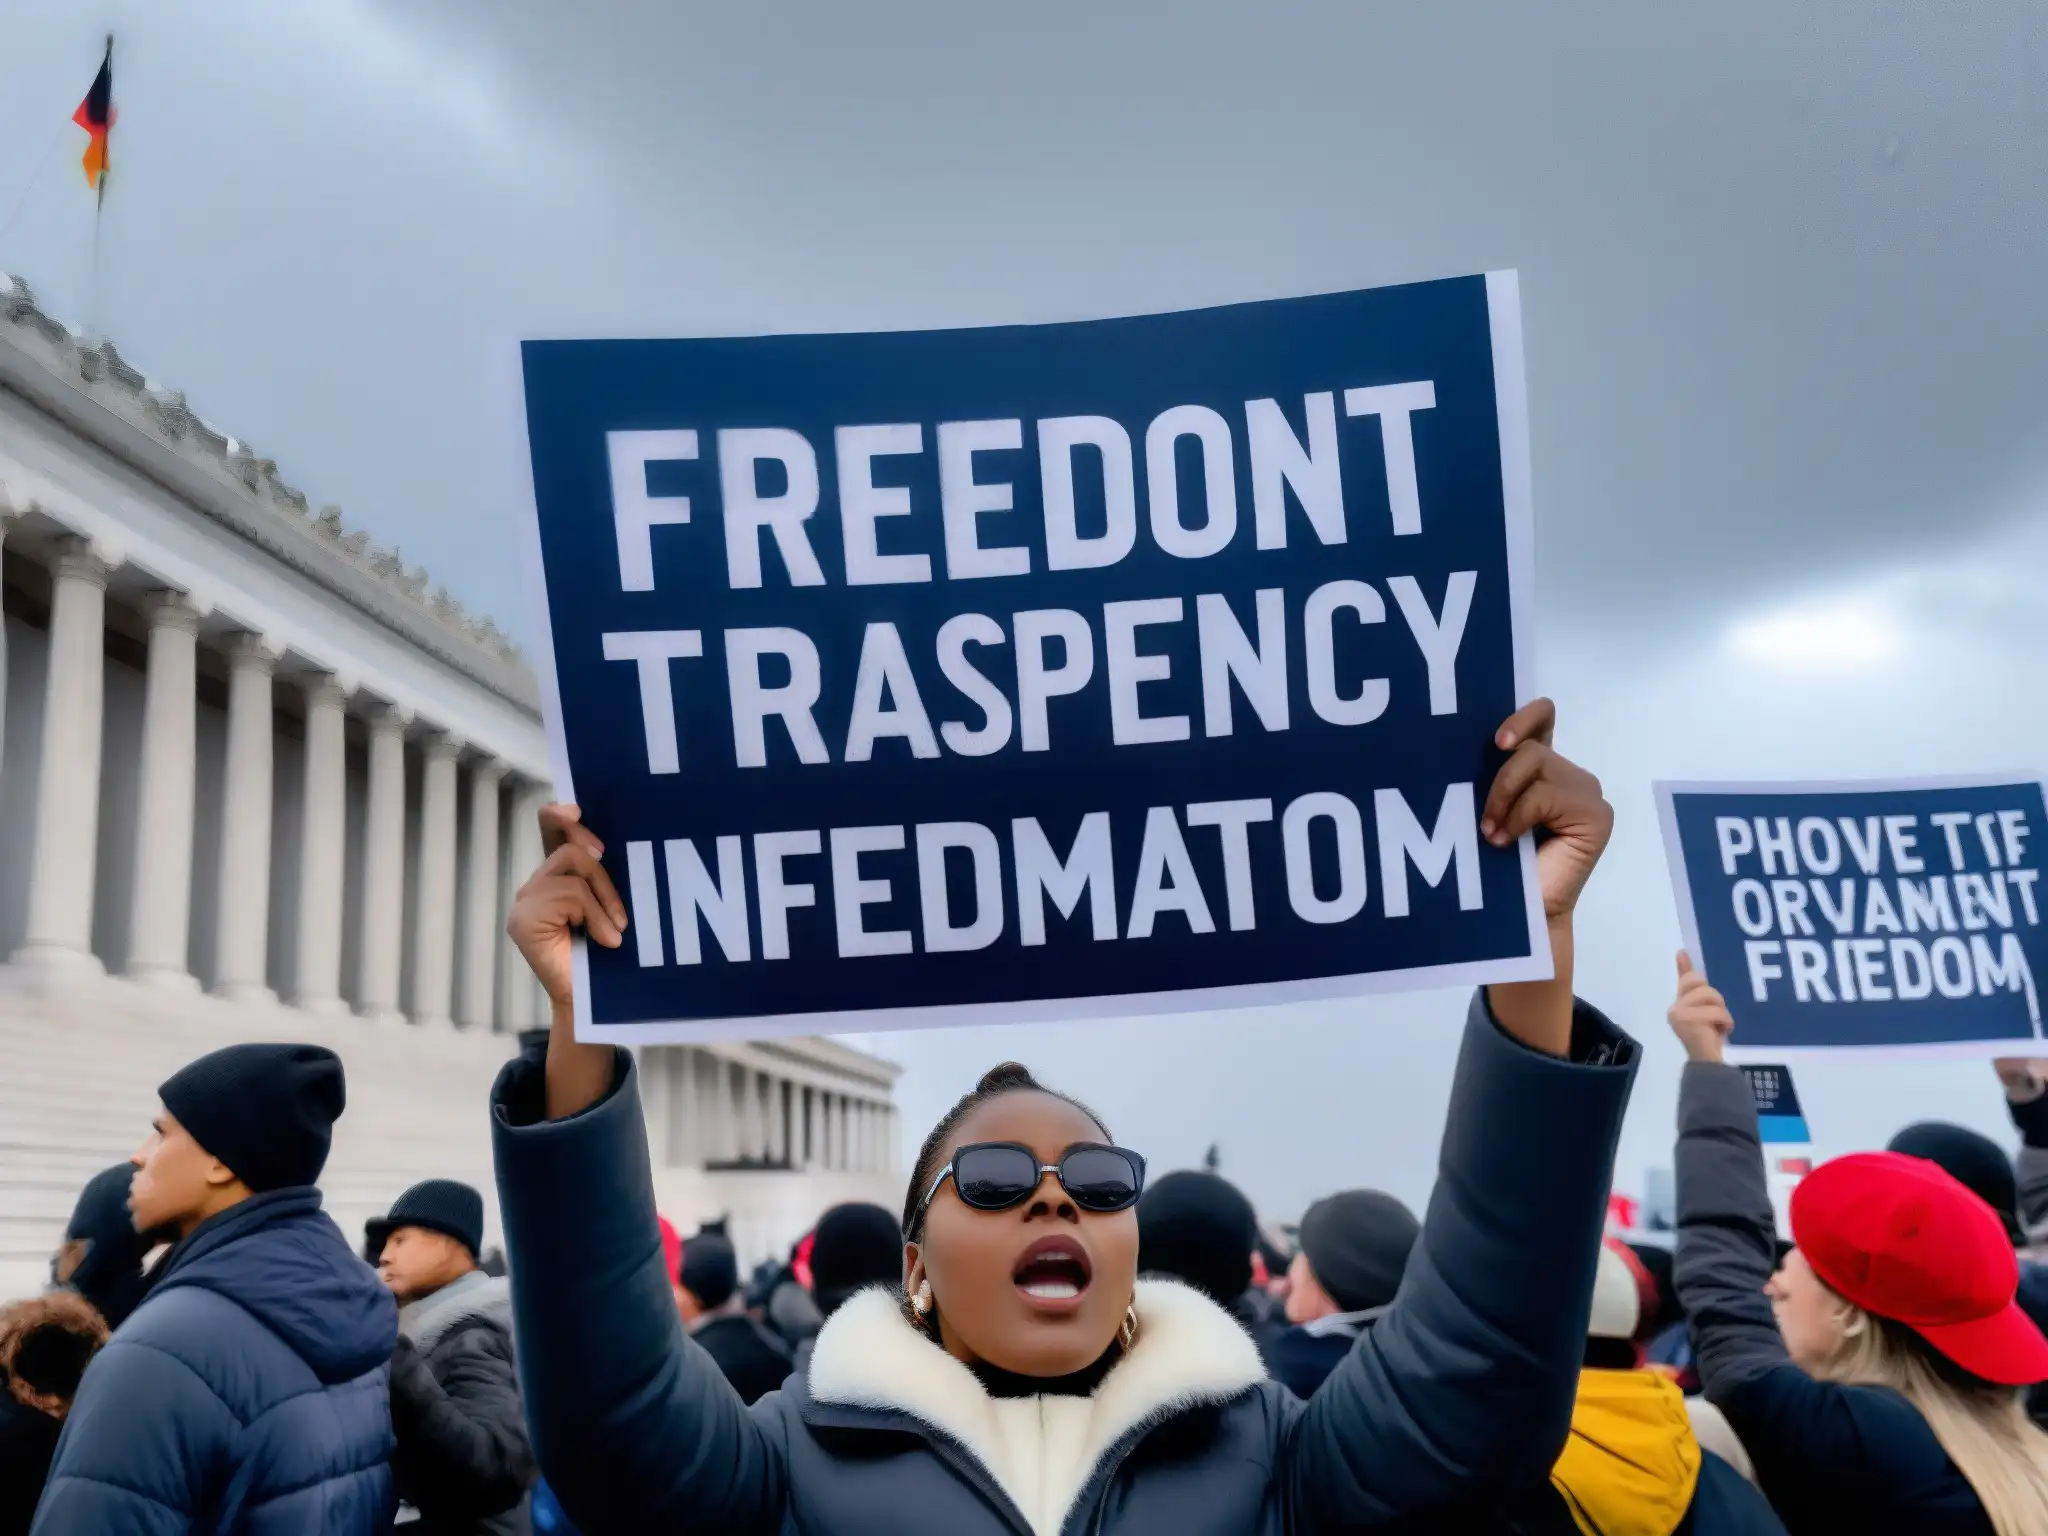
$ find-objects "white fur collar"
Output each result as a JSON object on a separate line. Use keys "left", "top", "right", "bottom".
{"left": 806, "top": 1278, "right": 1265, "bottom": 1536}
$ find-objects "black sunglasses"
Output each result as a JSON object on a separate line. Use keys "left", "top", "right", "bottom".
{"left": 913, "top": 1141, "right": 1147, "bottom": 1235}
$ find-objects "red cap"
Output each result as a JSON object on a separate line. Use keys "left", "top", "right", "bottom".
{"left": 1791, "top": 1151, "right": 2048, "bottom": 1387}
{"left": 659, "top": 1216, "right": 681, "bottom": 1283}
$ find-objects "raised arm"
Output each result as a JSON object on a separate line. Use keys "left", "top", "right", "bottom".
{"left": 1285, "top": 700, "right": 1639, "bottom": 1524}
{"left": 491, "top": 804, "right": 787, "bottom": 1534}
{"left": 1668, "top": 955, "right": 1892, "bottom": 1528}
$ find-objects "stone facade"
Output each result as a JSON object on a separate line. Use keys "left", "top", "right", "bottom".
{"left": 0, "top": 273, "right": 898, "bottom": 1297}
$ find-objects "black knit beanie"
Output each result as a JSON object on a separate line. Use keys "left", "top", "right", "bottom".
{"left": 366, "top": 1179, "right": 485, "bottom": 1261}
{"left": 158, "top": 1043, "right": 345, "bottom": 1194}
{"left": 679, "top": 1233, "right": 740, "bottom": 1310}
{"left": 809, "top": 1203, "right": 902, "bottom": 1316}
{"left": 1888, "top": 1121, "right": 2025, "bottom": 1245}
{"left": 1137, "top": 1169, "right": 1258, "bottom": 1307}
{"left": 1298, "top": 1189, "right": 1420, "bottom": 1313}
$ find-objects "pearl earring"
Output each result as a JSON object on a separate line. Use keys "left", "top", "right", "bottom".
{"left": 913, "top": 1281, "right": 933, "bottom": 1317}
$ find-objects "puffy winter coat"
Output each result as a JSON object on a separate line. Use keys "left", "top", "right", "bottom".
{"left": 1505, "top": 1368, "right": 1785, "bottom": 1536}
{"left": 30, "top": 1187, "right": 398, "bottom": 1535}
{"left": 392, "top": 1270, "right": 535, "bottom": 1534}
{"left": 1674, "top": 1061, "right": 1994, "bottom": 1536}
{"left": 492, "top": 991, "right": 1638, "bottom": 1534}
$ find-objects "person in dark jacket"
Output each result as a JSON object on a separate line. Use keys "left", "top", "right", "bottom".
{"left": 49, "top": 1164, "right": 168, "bottom": 1331}
{"left": 0, "top": 1294, "right": 106, "bottom": 1536}
{"left": 676, "top": 1232, "right": 793, "bottom": 1405}
{"left": 788, "top": 1203, "right": 903, "bottom": 1379}
{"left": 1996, "top": 1059, "right": 2048, "bottom": 1427}
{"left": 1262, "top": 1188, "right": 1419, "bottom": 1398}
{"left": 1507, "top": 1240, "right": 1785, "bottom": 1535}
{"left": 373, "top": 1178, "right": 535, "bottom": 1534}
{"left": 809, "top": 1202, "right": 904, "bottom": 1320}
{"left": 1137, "top": 1169, "right": 1280, "bottom": 1347}
{"left": 1669, "top": 953, "right": 2048, "bottom": 1536}
{"left": 492, "top": 698, "right": 1643, "bottom": 1533}
{"left": 30, "top": 1042, "right": 397, "bottom": 1535}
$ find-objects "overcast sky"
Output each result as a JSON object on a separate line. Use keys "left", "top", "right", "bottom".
{"left": 5, "top": 0, "right": 2046, "bottom": 1221}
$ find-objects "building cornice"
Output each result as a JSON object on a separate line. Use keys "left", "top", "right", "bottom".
{"left": 0, "top": 273, "right": 539, "bottom": 716}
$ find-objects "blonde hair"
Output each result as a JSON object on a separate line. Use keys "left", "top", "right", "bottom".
{"left": 1814, "top": 1303, "right": 2048, "bottom": 1536}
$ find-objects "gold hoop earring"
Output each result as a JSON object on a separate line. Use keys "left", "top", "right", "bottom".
{"left": 1118, "top": 1302, "right": 1139, "bottom": 1352}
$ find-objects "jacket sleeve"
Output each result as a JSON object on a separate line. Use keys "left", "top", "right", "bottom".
{"left": 492, "top": 1049, "right": 787, "bottom": 1535}
{"left": 1282, "top": 990, "right": 1638, "bottom": 1526}
{"left": 1672, "top": 1059, "right": 1888, "bottom": 1530}
{"left": 390, "top": 1329, "right": 535, "bottom": 1518}
{"left": 29, "top": 1335, "right": 237, "bottom": 1535}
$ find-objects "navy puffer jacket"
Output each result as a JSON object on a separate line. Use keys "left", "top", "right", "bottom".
{"left": 31, "top": 1187, "right": 398, "bottom": 1535}
{"left": 495, "top": 992, "right": 1638, "bottom": 1534}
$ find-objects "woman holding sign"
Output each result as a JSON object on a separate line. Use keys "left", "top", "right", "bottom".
{"left": 491, "top": 699, "right": 1638, "bottom": 1533}
{"left": 1670, "top": 956, "right": 2048, "bottom": 1536}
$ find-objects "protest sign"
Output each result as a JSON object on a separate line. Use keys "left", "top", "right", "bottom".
{"left": 517, "top": 272, "right": 1547, "bottom": 1041}
{"left": 1657, "top": 777, "right": 2048, "bottom": 1053}
{"left": 1740, "top": 1063, "right": 1810, "bottom": 1144}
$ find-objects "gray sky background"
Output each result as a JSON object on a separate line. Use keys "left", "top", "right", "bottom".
{"left": 4, "top": 0, "right": 2046, "bottom": 1221}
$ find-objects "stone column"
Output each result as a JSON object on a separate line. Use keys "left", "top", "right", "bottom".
{"left": 761, "top": 1074, "right": 782, "bottom": 1163}
{"left": 124, "top": 593, "right": 202, "bottom": 988}
{"left": 292, "top": 675, "right": 350, "bottom": 1012}
{"left": 497, "top": 780, "right": 546, "bottom": 1030}
{"left": 674, "top": 1047, "right": 701, "bottom": 1167}
{"left": 702, "top": 1053, "right": 730, "bottom": 1163}
{"left": 457, "top": 758, "right": 504, "bottom": 1028}
{"left": 14, "top": 538, "right": 110, "bottom": 972}
{"left": 805, "top": 1088, "right": 822, "bottom": 1169}
{"left": 409, "top": 731, "right": 460, "bottom": 1027}
{"left": 838, "top": 1095, "right": 853, "bottom": 1172}
{"left": 211, "top": 636, "right": 279, "bottom": 1003}
{"left": 639, "top": 1046, "right": 671, "bottom": 1167}
{"left": 356, "top": 704, "right": 408, "bottom": 1021}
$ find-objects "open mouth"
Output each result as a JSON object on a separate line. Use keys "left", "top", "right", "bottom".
{"left": 1012, "top": 1235, "right": 1092, "bottom": 1305}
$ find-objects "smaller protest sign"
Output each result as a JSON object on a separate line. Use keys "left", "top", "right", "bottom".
{"left": 1740, "top": 1063, "right": 1810, "bottom": 1144}
{"left": 1657, "top": 776, "right": 2048, "bottom": 1053}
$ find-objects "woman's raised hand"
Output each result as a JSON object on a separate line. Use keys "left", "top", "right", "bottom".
{"left": 1478, "top": 696, "right": 1613, "bottom": 922}
{"left": 1668, "top": 951, "right": 1734, "bottom": 1064}
{"left": 506, "top": 802, "right": 629, "bottom": 1118}
{"left": 1478, "top": 698, "right": 1613, "bottom": 1057}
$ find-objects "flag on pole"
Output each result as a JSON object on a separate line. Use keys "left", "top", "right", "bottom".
{"left": 74, "top": 38, "right": 113, "bottom": 201}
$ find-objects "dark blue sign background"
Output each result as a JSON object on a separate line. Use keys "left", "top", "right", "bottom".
{"left": 523, "top": 275, "right": 1538, "bottom": 1028}
{"left": 1665, "top": 782, "right": 2048, "bottom": 1049}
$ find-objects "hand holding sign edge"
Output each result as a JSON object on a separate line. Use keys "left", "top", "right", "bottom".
{"left": 1480, "top": 698, "right": 1614, "bottom": 1058}
{"left": 507, "top": 801, "right": 628, "bottom": 1119}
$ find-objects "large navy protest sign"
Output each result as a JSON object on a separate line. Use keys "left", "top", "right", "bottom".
{"left": 517, "top": 272, "right": 1547, "bottom": 1040}
{"left": 1658, "top": 777, "right": 2048, "bottom": 1053}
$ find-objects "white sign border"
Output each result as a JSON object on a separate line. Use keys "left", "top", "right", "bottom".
{"left": 1654, "top": 772, "right": 2048, "bottom": 1058}
{"left": 511, "top": 272, "right": 1555, "bottom": 1043}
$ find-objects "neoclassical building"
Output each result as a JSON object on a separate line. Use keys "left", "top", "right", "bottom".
{"left": 0, "top": 272, "right": 899, "bottom": 1298}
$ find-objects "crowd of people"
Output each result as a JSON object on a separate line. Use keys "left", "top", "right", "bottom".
{"left": 4, "top": 700, "right": 2048, "bottom": 1533}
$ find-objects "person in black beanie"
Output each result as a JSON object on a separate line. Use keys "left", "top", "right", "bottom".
{"left": 1135, "top": 1170, "right": 1285, "bottom": 1347}
{"left": 1263, "top": 1189, "right": 1421, "bottom": 1399}
{"left": 30, "top": 1043, "right": 398, "bottom": 1535}
{"left": 373, "top": 1180, "right": 534, "bottom": 1535}
{"left": 49, "top": 1164, "right": 171, "bottom": 1331}
{"left": 787, "top": 1204, "right": 903, "bottom": 1380}
{"left": 675, "top": 1233, "right": 790, "bottom": 1405}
